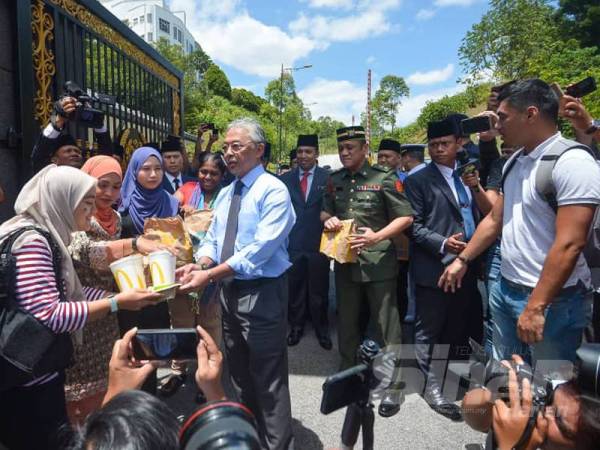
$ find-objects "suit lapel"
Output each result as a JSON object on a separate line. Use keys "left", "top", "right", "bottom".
{"left": 429, "top": 164, "right": 460, "bottom": 213}
{"left": 289, "top": 168, "right": 305, "bottom": 205}
{"left": 305, "top": 167, "right": 323, "bottom": 205}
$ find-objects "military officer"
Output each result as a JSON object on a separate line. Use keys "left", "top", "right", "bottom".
{"left": 321, "top": 126, "right": 413, "bottom": 417}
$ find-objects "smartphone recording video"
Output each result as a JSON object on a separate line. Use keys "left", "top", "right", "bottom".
{"left": 460, "top": 116, "right": 492, "bottom": 135}
{"left": 565, "top": 76, "right": 597, "bottom": 98}
{"left": 132, "top": 328, "right": 198, "bottom": 360}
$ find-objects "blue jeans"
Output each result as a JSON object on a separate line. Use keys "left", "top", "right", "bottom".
{"left": 489, "top": 277, "right": 592, "bottom": 365}
{"left": 484, "top": 240, "right": 502, "bottom": 356}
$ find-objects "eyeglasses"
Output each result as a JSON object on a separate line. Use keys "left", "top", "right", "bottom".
{"left": 428, "top": 140, "right": 456, "bottom": 149}
{"left": 222, "top": 141, "right": 255, "bottom": 154}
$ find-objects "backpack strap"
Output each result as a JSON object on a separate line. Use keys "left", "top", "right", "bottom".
{"left": 0, "top": 226, "right": 65, "bottom": 308}
{"left": 500, "top": 148, "right": 524, "bottom": 194}
{"left": 535, "top": 143, "right": 595, "bottom": 213}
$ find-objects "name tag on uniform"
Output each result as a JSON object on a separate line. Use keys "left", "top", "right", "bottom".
{"left": 356, "top": 185, "right": 382, "bottom": 191}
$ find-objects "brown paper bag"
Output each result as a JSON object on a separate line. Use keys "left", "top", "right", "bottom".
{"left": 183, "top": 209, "right": 213, "bottom": 241}
{"left": 319, "top": 219, "right": 357, "bottom": 264}
{"left": 143, "top": 216, "right": 193, "bottom": 265}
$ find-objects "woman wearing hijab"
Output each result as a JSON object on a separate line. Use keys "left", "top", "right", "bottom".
{"left": 66, "top": 156, "right": 170, "bottom": 423}
{"left": 0, "top": 165, "right": 161, "bottom": 450}
{"left": 117, "top": 147, "right": 179, "bottom": 392}
{"left": 118, "top": 146, "right": 179, "bottom": 237}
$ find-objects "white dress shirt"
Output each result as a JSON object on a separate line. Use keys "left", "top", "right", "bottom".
{"left": 434, "top": 162, "right": 473, "bottom": 254}
{"left": 165, "top": 172, "right": 183, "bottom": 191}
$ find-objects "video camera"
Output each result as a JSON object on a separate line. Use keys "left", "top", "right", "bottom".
{"left": 56, "top": 81, "right": 116, "bottom": 128}
{"left": 469, "top": 340, "right": 600, "bottom": 448}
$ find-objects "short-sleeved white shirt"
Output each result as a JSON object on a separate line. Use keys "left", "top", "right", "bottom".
{"left": 500, "top": 132, "right": 600, "bottom": 288}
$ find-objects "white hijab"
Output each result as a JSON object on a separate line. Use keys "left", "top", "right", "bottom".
{"left": 0, "top": 165, "right": 97, "bottom": 302}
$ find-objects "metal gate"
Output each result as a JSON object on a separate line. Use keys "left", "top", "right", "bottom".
{"left": 17, "top": 0, "right": 184, "bottom": 167}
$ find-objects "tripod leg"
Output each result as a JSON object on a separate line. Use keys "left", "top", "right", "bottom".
{"left": 362, "top": 405, "right": 375, "bottom": 450}
{"left": 341, "top": 404, "right": 362, "bottom": 448}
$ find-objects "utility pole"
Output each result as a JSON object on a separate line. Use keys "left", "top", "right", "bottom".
{"left": 366, "top": 69, "right": 372, "bottom": 149}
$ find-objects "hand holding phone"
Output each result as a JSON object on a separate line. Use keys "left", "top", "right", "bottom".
{"left": 132, "top": 328, "right": 199, "bottom": 360}
{"left": 103, "top": 327, "right": 159, "bottom": 405}
{"left": 565, "top": 76, "right": 597, "bottom": 98}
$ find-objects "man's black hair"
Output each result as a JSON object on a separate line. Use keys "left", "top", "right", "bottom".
{"left": 497, "top": 78, "right": 559, "bottom": 123}
{"left": 68, "top": 390, "right": 179, "bottom": 450}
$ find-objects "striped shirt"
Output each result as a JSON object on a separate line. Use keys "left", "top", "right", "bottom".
{"left": 11, "top": 231, "right": 105, "bottom": 386}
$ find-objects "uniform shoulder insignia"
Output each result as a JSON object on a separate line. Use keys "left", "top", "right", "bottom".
{"left": 372, "top": 164, "right": 391, "bottom": 173}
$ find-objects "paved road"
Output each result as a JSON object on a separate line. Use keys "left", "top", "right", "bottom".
{"left": 161, "top": 322, "right": 487, "bottom": 449}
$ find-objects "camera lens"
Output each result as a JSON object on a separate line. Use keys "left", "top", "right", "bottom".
{"left": 179, "top": 401, "right": 260, "bottom": 450}
{"left": 576, "top": 343, "right": 600, "bottom": 398}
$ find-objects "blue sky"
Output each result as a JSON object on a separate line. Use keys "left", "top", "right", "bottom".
{"left": 168, "top": 0, "right": 490, "bottom": 126}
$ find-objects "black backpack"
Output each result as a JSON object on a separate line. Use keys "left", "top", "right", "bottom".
{"left": 0, "top": 226, "right": 73, "bottom": 391}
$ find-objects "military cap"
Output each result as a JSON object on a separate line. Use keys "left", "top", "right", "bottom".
{"left": 336, "top": 126, "right": 366, "bottom": 142}
{"left": 400, "top": 144, "right": 426, "bottom": 155}
{"left": 297, "top": 134, "right": 319, "bottom": 149}
{"left": 427, "top": 118, "right": 459, "bottom": 140}
{"left": 378, "top": 138, "right": 401, "bottom": 153}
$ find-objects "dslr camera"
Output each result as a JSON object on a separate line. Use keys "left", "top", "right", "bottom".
{"left": 55, "top": 81, "right": 116, "bottom": 128}
{"left": 469, "top": 340, "right": 600, "bottom": 447}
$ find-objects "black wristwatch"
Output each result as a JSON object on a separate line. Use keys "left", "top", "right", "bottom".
{"left": 585, "top": 119, "right": 600, "bottom": 135}
{"left": 131, "top": 237, "right": 139, "bottom": 253}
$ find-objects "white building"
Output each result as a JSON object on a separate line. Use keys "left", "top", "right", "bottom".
{"left": 100, "top": 0, "right": 200, "bottom": 54}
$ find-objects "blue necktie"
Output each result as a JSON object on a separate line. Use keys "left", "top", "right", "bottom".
{"left": 452, "top": 171, "right": 476, "bottom": 240}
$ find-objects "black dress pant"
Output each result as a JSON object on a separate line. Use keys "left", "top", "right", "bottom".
{"left": 0, "top": 374, "right": 70, "bottom": 450}
{"left": 414, "top": 272, "right": 482, "bottom": 390}
{"left": 287, "top": 251, "right": 330, "bottom": 336}
{"left": 118, "top": 301, "right": 171, "bottom": 394}
{"left": 221, "top": 275, "right": 293, "bottom": 450}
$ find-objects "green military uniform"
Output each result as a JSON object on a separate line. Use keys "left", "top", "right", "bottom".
{"left": 323, "top": 131, "right": 413, "bottom": 370}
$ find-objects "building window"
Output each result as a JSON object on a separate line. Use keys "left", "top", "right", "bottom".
{"left": 133, "top": 17, "right": 138, "bottom": 25}
{"left": 173, "top": 26, "right": 177, "bottom": 39}
{"left": 177, "top": 29, "right": 183, "bottom": 43}
{"left": 159, "top": 18, "right": 170, "bottom": 33}
{"left": 147, "top": 13, "right": 152, "bottom": 23}
{"left": 140, "top": 15, "right": 145, "bottom": 24}
{"left": 122, "top": 18, "right": 130, "bottom": 27}
{"left": 147, "top": 32, "right": 153, "bottom": 42}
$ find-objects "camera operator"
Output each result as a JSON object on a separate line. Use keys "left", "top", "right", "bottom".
{"left": 462, "top": 354, "right": 600, "bottom": 450}
{"left": 439, "top": 79, "right": 600, "bottom": 365}
{"left": 69, "top": 326, "right": 228, "bottom": 450}
{"left": 31, "top": 96, "right": 113, "bottom": 173}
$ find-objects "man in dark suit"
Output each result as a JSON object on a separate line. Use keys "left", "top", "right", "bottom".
{"left": 404, "top": 117, "right": 483, "bottom": 421}
{"left": 161, "top": 135, "right": 195, "bottom": 194}
{"left": 280, "top": 134, "right": 332, "bottom": 349}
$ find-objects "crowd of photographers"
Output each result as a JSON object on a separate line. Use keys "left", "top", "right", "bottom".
{"left": 1, "top": 76, "right": 600, "bottom": 450}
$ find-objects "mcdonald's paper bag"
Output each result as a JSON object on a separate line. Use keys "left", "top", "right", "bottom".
{"left": 144, "top": 216, "right": 193, "bottom": 265}
{"left": 183, "top": 209, "right": 214, "bottom": 249}
{"left": 319, "top": 219, "right": 357, "bottom": 264}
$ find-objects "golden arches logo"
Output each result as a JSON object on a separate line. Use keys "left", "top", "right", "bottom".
{"left": 150, "top": 262, "right": 166, "bottom": 285}
{"left": 114, "top": 269, "right": 145, "bottom": 291}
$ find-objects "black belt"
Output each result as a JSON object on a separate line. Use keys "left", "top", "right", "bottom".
{"left": 230, "top": 274, "right": 284, "bottom": 289}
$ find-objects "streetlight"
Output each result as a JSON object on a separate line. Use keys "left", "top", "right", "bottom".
{"left": 279, "top": 64, "right": 313, "bottom": 163}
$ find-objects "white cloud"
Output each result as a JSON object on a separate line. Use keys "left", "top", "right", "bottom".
{"left": 416, "top": 8, "right": 436, "bottom": 20}
{"left": 406, "top": 63, "right": 454, "bottom": 86}
{"left": 169, "top": 0, "right": 322, "bottom": 78}
{"left": 289, "top": 0, "right": 401, "bottom": 43}
{"left": 303, "top": 0, "right": 354, "bottom": 8}
{"left": 366, "top": 55, "right": 376, "bottom": 64}
{"left": 396, "top": 85, "right": 462, "bottom": 126}
{"left": 298, "top": 78, "right": 366, "bottom": 124}
{"left": 434, "top": 0, "right": 479, "bottom": 5}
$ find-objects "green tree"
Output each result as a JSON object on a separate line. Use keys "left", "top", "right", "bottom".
{"left": 231, "top": 88, "right": 265, "bottom": 113}
{"left": 372, "top": 75, "right": 410, "bottom": 132}
{"left": 459, "top": 0, "right": 559, "bottom": 81}
{"left": 202, "top": 65, "right": 232, "bottom": 100}
{"left": 556, "top": 0, "right": 600, "bottom": 49}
